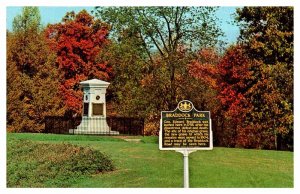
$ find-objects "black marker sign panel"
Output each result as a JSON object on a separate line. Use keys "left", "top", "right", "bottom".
{"left": 159, "top": 100, "right": 213, "bottom": 150}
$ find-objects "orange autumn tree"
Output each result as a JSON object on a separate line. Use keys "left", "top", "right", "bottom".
{"left": 7, "top": 7, "right": 65, "bottom": 132}
{"left": 46, "top": 10, "right": 112, "bottom": 116}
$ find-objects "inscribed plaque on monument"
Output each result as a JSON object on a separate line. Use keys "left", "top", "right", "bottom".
{"left": 83, "top": 103, "right": 89, "bottom": 116}
{"left": 159, "top": 100, "right": 213, "bottom": 150}
{"left": 92, "top": 103, "right": 103, "bottom": 116}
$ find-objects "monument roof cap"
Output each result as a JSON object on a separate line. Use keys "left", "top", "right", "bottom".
{"left": 80, "top": 79, "right": 110, "bottom": 87}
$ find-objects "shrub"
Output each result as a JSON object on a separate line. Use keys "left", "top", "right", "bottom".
{"left": 7, "top": 139, "right": 115, "bottom": 187}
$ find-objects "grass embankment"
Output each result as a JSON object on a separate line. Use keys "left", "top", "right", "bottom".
{"left": 7, "top": 136, "right": 115, "bottom": 187}
{"left": 7, "top": 133, "right": 293, "bottom": 188}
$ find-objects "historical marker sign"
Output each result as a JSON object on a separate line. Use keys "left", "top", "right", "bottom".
{"left": 159, "top": 100, "right": 213, "bottom": 151}
{"left": 159, "top": 100, "right": 213, "bottom": 188}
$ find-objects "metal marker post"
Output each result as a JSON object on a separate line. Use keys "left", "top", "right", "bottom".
{"left": 183, "top": 150, "right": 189, "bottom": 188}
{"left": 177, "top": 150, "right": 195, "bottom": 188}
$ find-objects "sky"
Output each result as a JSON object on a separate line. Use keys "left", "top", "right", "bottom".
{"left": 6, "top": 6, "right": 240, "bottom": 45}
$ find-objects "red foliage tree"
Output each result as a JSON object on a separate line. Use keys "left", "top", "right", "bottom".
{"left": 46, "top": 10, "right": 112, "bottom": 115}
{"left": 190, "top": 45, "right": 291, "bottom": 149}
{"left": 189, "top": 46, "right": 254, "bottom": 147}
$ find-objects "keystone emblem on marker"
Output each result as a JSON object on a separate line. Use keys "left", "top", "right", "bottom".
{"left": 178, "top": 101, "right": 193, "bottom": 112}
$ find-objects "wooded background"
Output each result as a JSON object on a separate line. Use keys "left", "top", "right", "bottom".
{"left": 7, "top": 7, "right": 293, "bottom": 150}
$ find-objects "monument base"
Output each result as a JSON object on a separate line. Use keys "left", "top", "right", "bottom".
{"left": 69, "top": 117, "right": 119, "bottom": 135}
{"left": 69, "top": 129, "right": 119, "bottom": 135}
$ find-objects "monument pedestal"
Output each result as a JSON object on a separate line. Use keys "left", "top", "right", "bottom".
{"left": 70, "top": 117, "right": 119, "bottom": 135}
{"left": 69, "top": 79, "right": 119, "bottom": 135}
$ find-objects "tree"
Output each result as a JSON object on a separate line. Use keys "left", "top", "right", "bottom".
{"left": 236, "top": 7, "right": 293, "bottom": 150}
{"left": 13, "top": 6, "right": 41, "bottom": 33}
{"left": 189, "top": 45, "right": 253, "bottom": 147}
{"left": 94, "top": 7, "right": 223, "bottom": 134}
{"left": 190, "top": 7, "right": 293, "bottom": 150}
{"left": 11, "top": 7, "right": 41, "bottom": 76}
{"left": 237, "top": 7, "right": 293, "bottom": 67}
{"left": 98, "top": 28, "right": 150, "bottom": 118}
{"left": 95, "top": 7, "right": 222, "bottom": 107}
{"left": 7, "top": 7, "right": 65, "bottom": 132}
{"left": 46, "top": 10, "right": 112, "bottom": 116}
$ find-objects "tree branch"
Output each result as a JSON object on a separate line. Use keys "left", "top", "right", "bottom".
{"left": 138, "top": 9, "right": 169, "bottom": 55}
{"left": 149, "top": 34, "right": 164, "bottom": 56}
{"left": 138, "top": 30, "right": 154, "bottom": 64}
{"left": 161, "top": 9, "right": 172, "bottom": 51}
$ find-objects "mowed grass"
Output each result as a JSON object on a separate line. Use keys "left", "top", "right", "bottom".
{"left": 7, "top": 133, "right": 293, "bottom": 188}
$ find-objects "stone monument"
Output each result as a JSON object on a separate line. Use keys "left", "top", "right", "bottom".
{"left": 69, "top": 79, "right": 119, "bottom": 135}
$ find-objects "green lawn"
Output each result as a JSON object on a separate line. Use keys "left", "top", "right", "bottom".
{"left": 7, "top": 133, "right": 293, "bottom": 188}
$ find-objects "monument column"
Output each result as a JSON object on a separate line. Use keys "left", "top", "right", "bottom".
{"left": 69, "top": 79, "right": 119, "bottom": 135}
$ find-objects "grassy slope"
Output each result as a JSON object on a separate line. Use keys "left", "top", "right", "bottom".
{"left": 7, "top": 138, "right": 116, "bottom": 187}
{"left": 7, "top": 133, "right": 293, "bottom": 188}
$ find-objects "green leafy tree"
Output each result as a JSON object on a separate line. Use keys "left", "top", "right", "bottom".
{"left": 98, "top": 29, "right": 149, "bottom": 117}
{"left": 95, "top": 7, "right": 223, "bottom": 134}
{"left": 7, "top": 7, "right": 65, "bottom": 132}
